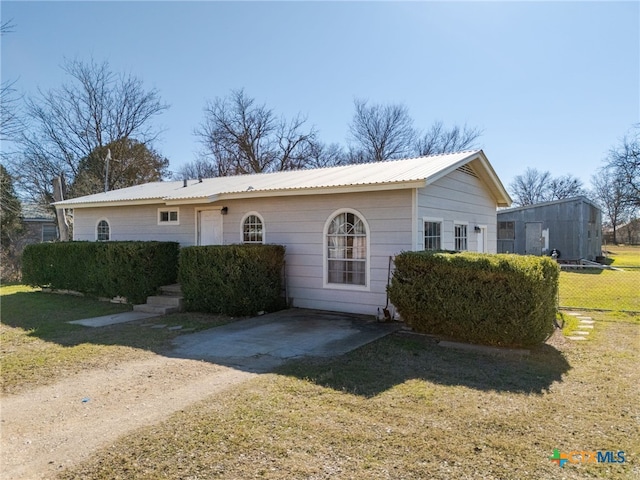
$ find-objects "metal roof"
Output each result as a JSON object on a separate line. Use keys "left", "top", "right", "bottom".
{"left": 54, "top": 150, "right": 512, "bottom": 208}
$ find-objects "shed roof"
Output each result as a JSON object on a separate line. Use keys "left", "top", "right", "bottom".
{"left": 54, "top": 150, "right": 512, "bottom": 208}
{"left": 21, "top": 203, "right": 57, "bottom": 222}
{"left": 497, "top": 195, "right": 601, "bottom": 215}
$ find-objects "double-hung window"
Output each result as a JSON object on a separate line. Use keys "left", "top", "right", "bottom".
{"left": 424, "top": 220, "right": 442, "bottom": 251}
{"left": 454, "top": 223, "right": 468, "bottom": 251}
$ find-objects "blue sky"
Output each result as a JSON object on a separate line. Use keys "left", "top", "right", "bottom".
{"left": 2, "top": 1, "right": 638, "bottom": 190}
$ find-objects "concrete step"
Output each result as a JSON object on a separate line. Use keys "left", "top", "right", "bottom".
{"left": 133, "top": 304, "right": 180, "bottom": 315}
{"left": 160, "top": 284, "right": 182, "bottom": 296}
{"left": 146, "top": 295, "right": 183, "bottom": 308}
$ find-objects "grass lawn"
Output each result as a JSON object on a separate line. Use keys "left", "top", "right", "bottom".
{"left": 3, "top": 260, "right": 638, "bottom": 479}
{"left": 602, "top": 244, "right": 640, "bottom": 267}
{"left": 59, "top": 311, "right": 639, "bottom": 480}
{"left": 0, "top": 285, "right": 235, "bottom": 394}
{"left": 559, "top": 245, "right": 640, "bottom": 312}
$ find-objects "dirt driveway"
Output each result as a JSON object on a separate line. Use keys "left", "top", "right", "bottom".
{"left": 1, "top": 309, "right": 399, "bottom": 480}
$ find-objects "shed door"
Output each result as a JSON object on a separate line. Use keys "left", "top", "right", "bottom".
{"left": 525, "top": 222, "right": 542, "bottom": 255}
{"left": 197, "top": 210, "right": 223, "bottom": 246}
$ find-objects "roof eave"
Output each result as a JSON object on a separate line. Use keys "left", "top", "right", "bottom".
{"left": 210, "top": 180, "right": 427, "bottom": 201}
{"left": 52, "top": 198, "right": 165, "bottom": 209}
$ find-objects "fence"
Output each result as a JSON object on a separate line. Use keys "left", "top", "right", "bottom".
{"left": 558, "top": 264, "right": 640, "bottom": 312}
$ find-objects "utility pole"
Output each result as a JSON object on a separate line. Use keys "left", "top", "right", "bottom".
{"left": 104, "top": 148, "right": 112, "bottom": 192}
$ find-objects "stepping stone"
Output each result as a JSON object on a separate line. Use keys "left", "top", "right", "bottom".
{"left": 578, "top": 324, "right": 594, "bottom": 329}
{"left": 579, "top": 319, "right": 595, "bottom": 325}
{"left": 167, "top": 325, "right": 183, "bottom": 331}
{"left": 151, "top": 324, "right": 167, "bottom": 329}
{"left": 565, "top": 312, "right": 584, "bottom": 316}
{"left": 567, "top": 336, "right": 587, "bottom": 341}
{"left": 576, "top": 316, "right": 593, "bottom": 321}
{"left": 573, "top": 331, "right": 590, "bottom": 336}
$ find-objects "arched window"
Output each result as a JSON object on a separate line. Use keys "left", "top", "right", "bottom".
{"left": 97, "top": 219, "right": 110, "bottom": 241}
{"left": 325, "top": 210, "right": 368, "bottom": 286}
{"left": 242, "top": 213, "right": 264, "bottom": 244}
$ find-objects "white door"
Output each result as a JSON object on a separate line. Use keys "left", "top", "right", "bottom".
{"left": 197, "top": 210, "right": 223, "bottom": 245}
{"left": 476, "top": 226, "right": 487, "bottom": 253}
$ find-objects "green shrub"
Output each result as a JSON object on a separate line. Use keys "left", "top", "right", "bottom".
{"left": 179, "top": 244, "right": 286, "bottom": 316}
{"left": 21, "top": 241, "right": 179, "bottom": 303}
{"left": 388, "top": 252, "right": 559, "bottom": 347}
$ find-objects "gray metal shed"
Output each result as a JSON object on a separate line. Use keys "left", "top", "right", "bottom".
{"left": 497, "top": 196, "right": 602, "bottom": 261}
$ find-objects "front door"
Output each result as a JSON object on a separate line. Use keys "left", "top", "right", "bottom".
{"left": 525, "top": 222, "right": 542, "bottom": 255}
{"left": 476, "top": 226, "right": 486, "bottom": 253}
{"left": 197, "top": 210, "right": 223, "bottom": 245}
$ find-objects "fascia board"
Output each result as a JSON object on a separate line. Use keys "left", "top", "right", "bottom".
{"left": 53, "top": 198, "right": 165, "bottom": 209}
{"left": 211, "top": 180, "right": 427, "bottom": 201}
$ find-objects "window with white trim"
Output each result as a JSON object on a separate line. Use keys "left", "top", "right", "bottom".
{"left": 326, "top": 211, "right": 367, "bottom": 286}
{"left": 158, "top": 208, "right": 179, "bottom": 225}
{"left": 424, "top": 221, "right": 442, "bottom": 251}
{"left": 454, "top": 223, "right": 468, "bottom": 251}
{"left": 242, "top": 213, "right": 264, "bottom": 244}
{"left": 97, "top": 219, "right": 110, "bottom": 241}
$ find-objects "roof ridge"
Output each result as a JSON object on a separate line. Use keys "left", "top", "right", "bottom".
{"left": 190, "top": 149, "right": 480, "bottom": 182}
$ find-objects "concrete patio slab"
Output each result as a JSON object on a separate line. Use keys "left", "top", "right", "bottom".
{"left": 171, "top": 308, "right": 401, "bottom": 370}
{"left": 68, "top": 311, "right": 159, "bottom": 327}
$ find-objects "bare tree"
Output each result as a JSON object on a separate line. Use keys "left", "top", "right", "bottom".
{"left": 591, "top": 166, "right": 633, "bottom": 244}
{"left": 415, "top": 121, "right": 483, "bottom": 156}
{"left": 509, "top": 168, "right": 585, "bottom": 207}
{"left": 195, "top": 89, "right": 317, "bottom": 176}
{"left": 11, "top": 58, "right": 168, "bottom": 211}
{"left": 606, "top": 126, "right": 640, "bottom": 207}
{"left": 547, "top": 174, "right": 585, "bottom": 200}
{"left": 509, "top": 168, "right": 552, "bottom": 206}
{"left": 0, "top": 20, "right": 22, "bottom": 143}
{"left": 306, "top": 142, "right": 347, "bottom": 169}
{"left": 0, "top": 79, "right": 23, "bottom": 142}
{"left": 348, "top": 99, "right": 416, "bottom": 162}
{"left": 174, "top": 157, "right": 222, "bottom": 181}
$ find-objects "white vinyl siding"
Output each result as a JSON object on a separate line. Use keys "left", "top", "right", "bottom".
{"left": 223, "top": 190, "right": 412, "bottom": 314}
{"left": 75, "top": 205, "right": 197, "bottom": 245}
{"left": 416, "top": 166, "right": 498, "bottom": 254}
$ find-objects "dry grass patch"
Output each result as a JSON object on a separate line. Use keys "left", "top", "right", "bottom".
{"left": 60, "top": 314, "right": 639, "bottom": 480}
{"left": 1, "top": 285, "right": 236, "bottom": 394}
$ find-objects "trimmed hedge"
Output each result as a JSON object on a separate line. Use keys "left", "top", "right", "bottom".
{"left": 179, "top": 244, "right": 286, "bottom": 316}
{"left": 21, "top": 241, "right": 179, "bottom": 304}
{"left": 388, "top": 252, "right": 559, "bottom": 347}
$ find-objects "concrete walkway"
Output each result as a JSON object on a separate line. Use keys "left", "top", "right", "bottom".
{"left": 67, "top": 307, "right": 402, "bottom": 370}
{"left": 68, "top": 311, "right": 159, "bottom": 327}
{"left": 563, "top": 311, "right": 596, "bottom": 340}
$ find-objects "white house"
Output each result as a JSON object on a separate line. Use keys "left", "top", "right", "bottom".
{"left": 54, "top": 150, "right": 511, "bottom": 315}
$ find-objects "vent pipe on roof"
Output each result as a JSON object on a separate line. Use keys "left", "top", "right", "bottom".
{"left": 183, "top": 179, "right": 187, "bottom": 188}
